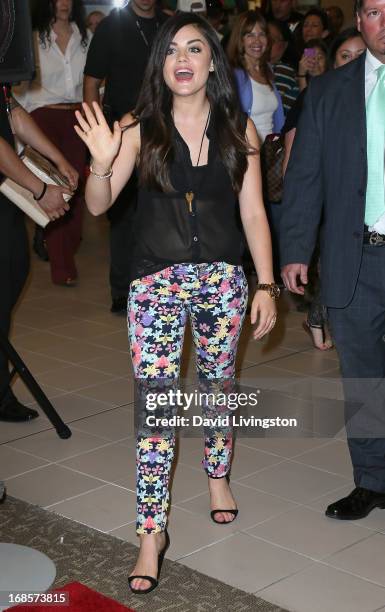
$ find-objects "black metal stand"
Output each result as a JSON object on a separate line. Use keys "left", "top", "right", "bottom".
{"left": 0, "top": 330, "right": 71, "bottom": 439}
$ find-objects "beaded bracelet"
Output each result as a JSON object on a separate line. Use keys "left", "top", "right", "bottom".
{"left": 89, "top": 164, "right": 112, "bottom": 179}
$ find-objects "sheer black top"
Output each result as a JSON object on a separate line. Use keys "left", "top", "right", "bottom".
{"left": 130, "top": 114, "right": 246, "bottom": 282}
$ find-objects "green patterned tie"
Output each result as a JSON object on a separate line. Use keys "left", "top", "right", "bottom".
{"left": 365, "top": 64, "right": 385, "bottom": 227}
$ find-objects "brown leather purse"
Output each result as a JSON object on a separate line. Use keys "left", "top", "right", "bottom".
{"left": 260, "top": 133, "right": 285, "bottom": 203}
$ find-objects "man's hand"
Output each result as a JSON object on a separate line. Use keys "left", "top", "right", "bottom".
{"left": 38, "top": 184, "right": 72, "bottom": 221}
{"left": 281, "top": 263, "right": 308, "bottom": 295}
{"left": 56, "top": 159, "right": 79, "bottom": 191}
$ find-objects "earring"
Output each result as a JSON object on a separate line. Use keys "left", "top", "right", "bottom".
{"left": 209, "top": 61, "right": 215, "bottom": 72}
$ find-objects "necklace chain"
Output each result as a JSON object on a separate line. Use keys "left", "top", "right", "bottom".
{"left": 171, "top": 107, "right": 211, "bottom": 166}
{"left": 195, "top": 108, "right": 211, "bottom": 167}
{"left": 171, "top": 107, "right": 211, "bottom": 215}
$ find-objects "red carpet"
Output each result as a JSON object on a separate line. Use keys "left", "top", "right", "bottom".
{"left": 6, "top": 582, "right": 136, "bottom": 611}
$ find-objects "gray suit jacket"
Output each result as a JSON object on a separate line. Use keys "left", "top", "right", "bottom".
{"left": 280, "top": 53, "right": 368, "bottom": 309}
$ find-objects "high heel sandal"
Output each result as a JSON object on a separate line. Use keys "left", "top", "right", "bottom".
{"left": 127, "top": 529, "right": 170, "bottom": 595}
{"left": 302, "top": 320, "right": 333, "bottom": 351}
{"left": 210, "top": 474, "right": 239, "bottom": 525}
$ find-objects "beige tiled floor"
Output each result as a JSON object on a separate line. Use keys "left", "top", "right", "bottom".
{"left": 2, "top": 215, "right": 385, "bottom": 611}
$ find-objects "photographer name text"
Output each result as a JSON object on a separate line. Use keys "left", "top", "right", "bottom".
{"left": 146, "top": 415, "right": 298, "bottom": 429}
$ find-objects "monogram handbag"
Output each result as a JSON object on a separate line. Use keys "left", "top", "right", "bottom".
{"left": 260, "top": 133, "right": 285, "bottom": 203}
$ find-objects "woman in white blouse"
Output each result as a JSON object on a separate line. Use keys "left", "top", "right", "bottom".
{"left": 227, "top": 10, "right": 284, "bottom": 143}
{"left": 16, "top": 0, "right": 91, "bottom": 285}
{"left": 227, "top": 11, "right": 284, "bottom": 292}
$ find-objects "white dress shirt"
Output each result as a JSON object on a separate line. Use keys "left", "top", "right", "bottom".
{"left": 365, "top": 49, "right": 385, "bottom": 233}
{"left": 15, "top": 24, "right": 91, "bottom": 113}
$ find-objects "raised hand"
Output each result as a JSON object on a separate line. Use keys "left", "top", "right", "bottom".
{"left": 74, "top": 102, "right": 122, "bottom": 170}
{"left": 299, "top": 54, "right": 318, "bottom": 78}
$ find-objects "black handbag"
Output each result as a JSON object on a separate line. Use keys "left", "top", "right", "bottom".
{"left": 260, "top": 133, "right": 285, "bottom": 203}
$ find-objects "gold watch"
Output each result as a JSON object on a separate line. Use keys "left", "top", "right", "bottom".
{"left": 255, "top": 283, "right": 281, "bottom": 300}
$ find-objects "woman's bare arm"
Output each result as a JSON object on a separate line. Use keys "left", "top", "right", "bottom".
{"left": 238, "top": 118, "right": 277, "bottom": 339}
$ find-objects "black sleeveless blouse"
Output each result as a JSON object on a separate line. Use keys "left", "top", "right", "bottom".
{"left": 130, "top": 113, "right": 246, "bottom": 282}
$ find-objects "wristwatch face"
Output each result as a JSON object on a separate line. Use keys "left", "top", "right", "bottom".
{"left": 257, "top": 284, "right": 280, "bottom": 299}
{"left": 270, "top": 285, "right": 281, "bottom": 299}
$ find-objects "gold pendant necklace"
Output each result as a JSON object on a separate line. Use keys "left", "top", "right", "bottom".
{"left": 185, "top": 191, "right": 194, "bottom": 214}
{"left": 183, "top": 107, "right": 211, "bottom": 215}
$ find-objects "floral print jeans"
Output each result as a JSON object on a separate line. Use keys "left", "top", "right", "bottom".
{"left": 128, "top": 262, "right": 248, "bottom": 534}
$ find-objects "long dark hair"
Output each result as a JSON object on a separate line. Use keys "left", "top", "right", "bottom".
{"left": 227, "top": 10, "right": 273, "bottom": 87}
{"left": 32, "top": 0, "right": 88, "bottom": 48}
{"left": 134, "top": 12, "right": 253, "bottom": 194}
{"left": 329, "top": 27, "right": 363, "bottom": 66}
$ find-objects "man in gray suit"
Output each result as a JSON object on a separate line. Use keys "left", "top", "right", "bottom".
{"left": 280, "top": 0, "right": 385, "bottom": 519}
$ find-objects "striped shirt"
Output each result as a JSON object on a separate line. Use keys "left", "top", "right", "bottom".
{"left": 272, "top": 62, "right": 299, "bottom": 115}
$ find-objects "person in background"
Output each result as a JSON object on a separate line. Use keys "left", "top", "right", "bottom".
{"left": 227, "top": 10, "right": 285, "bottom": 143}
{"left": 15, "top": 0, "right": 91, "bottom": 286}
{"left": 301, "top": 8, "right": 330, "bottom": 45}
{"left": 282, "top": 37, "right": 330, "bottom": 349}
{"left": 329, "top": 26, "right": 366, "bottom": 68}
{"left": 268, "top": 0, "right": 303, "bottom": 33}
{"left": 281, "top": 0, "right": 385, "bottom": 522}
{"left": 283, "top": 40, "right": 330, "bottom": 173}
{"left": 296, "top": 38, "right": 329, "bottom": 91}
{"left": 268, "top": 19, "right": 299, "bottom": 114}
{"left": 0, "top": 86, "right": 77, "bottom": 422}
{"left": 86, "top": 10, "right": 106, "bottom": 34}
{"left": 283, "top": 31, "right": 366, "bottom": 347}
{"left": 228, "top": 10, "right": 284, "bottom": 292}
{"left": 83, "top": 0, "right": 168, "bottom": 315}
{"left": 325, "top": 5, "right": 344, "bottom": 38}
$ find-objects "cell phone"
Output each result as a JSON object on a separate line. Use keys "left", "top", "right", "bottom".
{"left": 304, "top": 48, "right": 316, "bottom": 58}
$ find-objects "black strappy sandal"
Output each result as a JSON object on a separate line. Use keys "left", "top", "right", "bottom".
{"left": 302, "top": 320, "right": 333, "bottom": 351}
{"left": 210, "top": 508, "right": 239, "bottom": 524}
{"left": 128, "top": 529, "right": 170, "bottom": 595}
{"left": 210, "top": 474, "right": 239, "bottom": 525}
